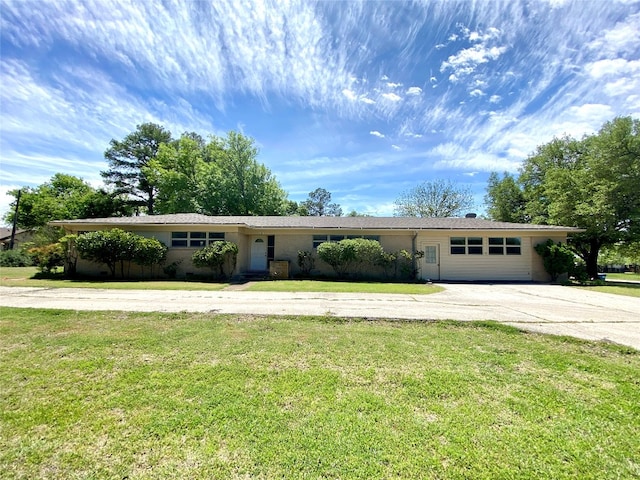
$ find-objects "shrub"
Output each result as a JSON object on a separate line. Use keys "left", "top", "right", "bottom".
{"left": 28, "top": 243, "right": 64, "bottom": 273}
{"left": 297, "top": 250, "right": 315, "bottom": 276}
{"left": 317, "top": 240, "right": 356, "bottom": 278}
{"left": 376, "top": 251, "right": 397, "bottom": 278}
{"left": 76, "top": 229, "right": 167, "bottom": 278}
{"left": 192, "top": 241, "right": 238, "bottom": 279}
{"left": 77, "top": 229, "right": 136, "bottom": 277}
{"left": 317, "top": 238, "right": 384, "bottom": 278}
{"left": 535, "top": 239, "right": 575, "bottom": 282}
{"left": 399, "top": 249, "right": 424, "bottom": 280}
{"left": 0, "top": 249, "right": 33, "bottom": 267}
{"left": 163, "top": 260, "right": 182, "bottom": 279}
{"left": 133, "top": 237, "right": 168, "bottom": 276}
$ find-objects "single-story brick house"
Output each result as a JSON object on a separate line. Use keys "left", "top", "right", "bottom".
{"left": 52, "top": 214, "right": 581, "bottom": 282}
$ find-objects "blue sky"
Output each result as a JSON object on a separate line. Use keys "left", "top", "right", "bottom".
{"left": 1, "top": 0, "right": 639, "bottom": 220}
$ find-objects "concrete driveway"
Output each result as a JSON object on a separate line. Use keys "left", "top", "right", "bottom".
{"left": 1, "top": 283, "right": 638, "bottom": 349}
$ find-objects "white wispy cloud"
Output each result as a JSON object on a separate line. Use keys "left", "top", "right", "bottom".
{"left": 440, "top": 24, "right": 506, "bottom": 82}
{"left": 406, "top": 87, "right": 423, "bottom": 95}
{"left": 441, "top": 44, "right": 507, "bottom": 78}
{"left": 588, "top": 12, "right": 640, "bottom": 57}
{"left": 585, "top": 59, "right": 640, "bottom": 78}
{"left": 381, "top": 92, "right": 402, "bottom": 102}
{"left": 430, "top": 142, "right": 521, "bottom": 172}
{"left": 370, "top": 131, "right": 385, "bottom": 138}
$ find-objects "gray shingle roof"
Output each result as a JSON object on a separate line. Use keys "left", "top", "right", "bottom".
{"left": 50, "top": 214, "right": 581, "bottom": 231}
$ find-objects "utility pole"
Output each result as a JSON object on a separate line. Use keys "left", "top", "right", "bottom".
{"left": 9, "top": 189, "right": 21, "bottom": 250}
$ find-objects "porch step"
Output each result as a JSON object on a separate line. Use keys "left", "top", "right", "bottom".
{"left": 239, "top": 270, "right": 270, "bottom": 281}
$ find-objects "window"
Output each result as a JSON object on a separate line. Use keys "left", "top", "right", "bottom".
{"left": 171, "top": 231, "right": 225, "bottom": 247}
{"left": 506, "top": 237, "right": 522, "bottom": 255}
{"left": 488, "top": 237, "right": 521, "bottom": 255}
{"left": 468, "top": 237, "right": 483, "bottom": 255}
{"left": 313, "top": 235, "right": 328, "bottom": 249}
{"left": 450, "top": 237, "right": 466, "bottom": 255}
{"left": 267, "top": 235, "right": 275, "bottom": 262}
{"left": 488, "top": 237, "right": 504, "bottom": 255}
{"left": 312, "top": 234, "right": 380, "bottom": 249}
{"left": 425, "top": 246, "right": 437, "bottom": 264}
{"left": 450, "top": 237, "right": 483, "bottom": 255}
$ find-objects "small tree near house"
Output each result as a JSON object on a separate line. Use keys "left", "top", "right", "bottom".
{"left": 535, "top": 239, "right": 575, "bottom": 282}
{"left": 76, "top": 229, "right": 166, "bottom": 278}
{"left": 191, "top": 241, "right": 238, "bottom": 279}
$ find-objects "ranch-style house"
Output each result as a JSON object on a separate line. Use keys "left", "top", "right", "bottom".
{"left": 52, "top": 214, "right": 581, "bottom": 282}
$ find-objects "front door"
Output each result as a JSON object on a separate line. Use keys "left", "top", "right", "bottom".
{"left": 250, "top": 237, "right": 268, "bottom": 270}
{"left": 422, "top": 243, "right": 440, "bottom": 281}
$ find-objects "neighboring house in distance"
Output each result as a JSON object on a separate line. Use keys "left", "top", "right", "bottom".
{"left": 51, "top": 214, "right": 581, "bottom": 282}
{"left": 0, "top": 227, "right": 35, "bottom": 251}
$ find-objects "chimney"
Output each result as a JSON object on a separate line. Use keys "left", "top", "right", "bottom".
{"left": 465, "top": 213, "right": 477, "bottom": 218}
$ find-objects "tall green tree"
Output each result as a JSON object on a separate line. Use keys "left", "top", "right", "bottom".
{"left": 102, "top": 123, "right": 173, "bottom": 214}
{"left": 394, "top": 179, "right": 474, "bottom": 217}
{"left": 200, "top": 131, "right": 289, "bottom": 215}
{"left": 300, "top": 188, "right": 343, "bottom": 216}
{"left": 145, "top": 134, "right": 206, "bottom": 214}
{"left": 485, "top": 116, "right": 640, "bottom": 278}
{"left": 484, "top": 172, "right": 527, "bottom": 223}
{"left": 142, "top": 130, "right": 290, "bottom": 216}
{"left": 4, "top": 173, "right": 130, "bottom": 229}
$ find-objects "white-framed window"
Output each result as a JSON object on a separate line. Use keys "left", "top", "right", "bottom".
{"left": 488, "top": 237, "right": 521, "bottom": 255}
{"left": 312, "top": 234, "right": 380, "bottom": 249}
{"left": 171, "top": 231, "right": 225, "bottom": 248}
{"left": 450, "top": 237, "right": 483, "bottom": 255}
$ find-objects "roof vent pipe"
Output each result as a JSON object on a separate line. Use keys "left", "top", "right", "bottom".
{"left": 465, "top": 213, "right": 477, "bottom": 218}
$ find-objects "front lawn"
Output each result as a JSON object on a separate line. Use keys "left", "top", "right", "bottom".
{"left": 0, "top": 267, "right": 229, "bottom": 291}
{"left": 1, "top": 308, "right": 638, "bottom": 479}
{"left": 604, "top": 272, "right": 640, "bottom": 282}
{"left": 0, "top": 267, "right": 441, "bottom": 294}
{"left": 579, "top": 283, "right": 640, "bottom": 297}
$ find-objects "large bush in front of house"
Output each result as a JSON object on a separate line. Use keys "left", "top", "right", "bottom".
{"left": 191, "top": 241, "right": 238, "bottom": 279}
{"left": 535, "top": 239, "right": 576, "bottom": 282}
{"left": 317, "top": 238, "right": 385, "bottom": 278}
{"left": 133, "top": 237, "right": 168, "bottom": 276}
{"left": 76, "top": 228, "right": 166, "bottom": 278}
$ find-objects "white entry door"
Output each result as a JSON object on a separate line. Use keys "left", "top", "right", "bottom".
{"left": 422, "top": 243, "right": 440, "bottom": 281}
{"left": 250, "top": 237, "right": 268, "bottom": 270}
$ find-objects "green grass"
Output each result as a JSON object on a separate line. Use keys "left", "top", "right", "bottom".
{"left": 0, "top": 267, "right": 442, "bottom": 294}
{"left": 0, "top": 267, "right": 229, "bottom": 291}
{"left": 604, "top": 272, "right": 640, "bottom": 282}
{"left": 581, "top": 283, "right": 640, "bottom": 297}
{"left": 245, "top": 279, "right": 443, "bottom": 294}
{"left": 1, "top": 308, "right": 638, "bottom": 479}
